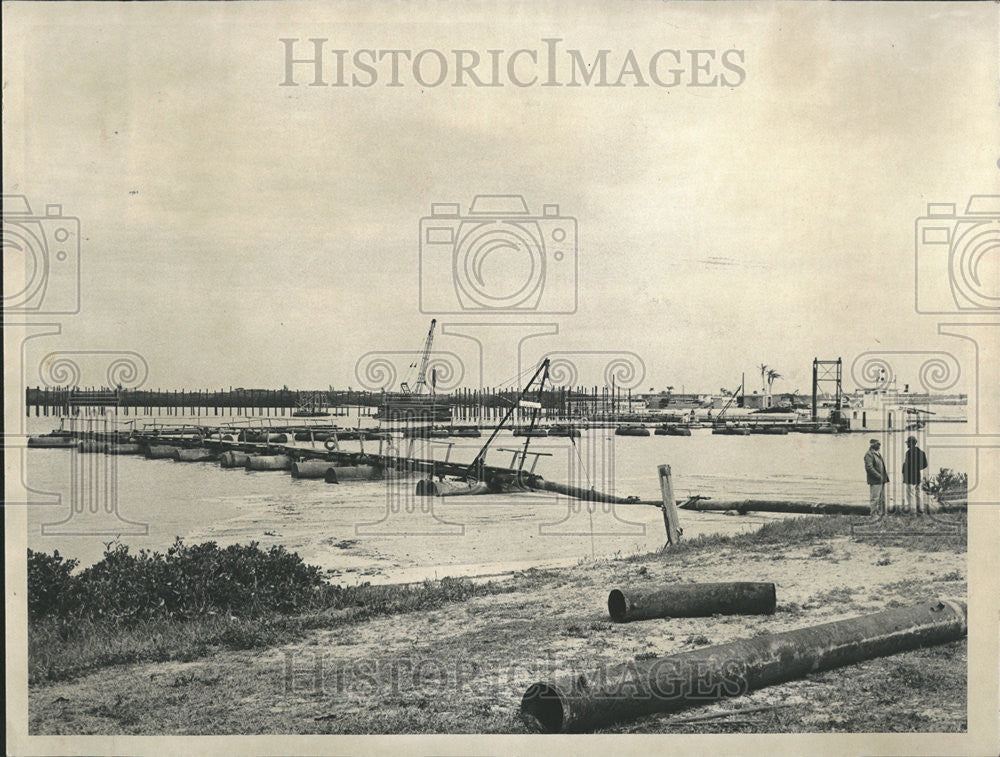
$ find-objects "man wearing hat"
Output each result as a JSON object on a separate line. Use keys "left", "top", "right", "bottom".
{"left": 902, "top": 435, "right": 929, "bottom": 514}
{"left": 864, "top": 438, "right": 890, "bottom": 515}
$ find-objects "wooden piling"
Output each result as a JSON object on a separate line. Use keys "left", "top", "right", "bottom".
{"left": 658, "top": 464, "right": 682, "bottom": 546}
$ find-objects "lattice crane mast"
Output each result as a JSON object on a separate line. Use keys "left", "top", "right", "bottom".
{"left": 401, "top": 318, "right": 437, "bottom": 395}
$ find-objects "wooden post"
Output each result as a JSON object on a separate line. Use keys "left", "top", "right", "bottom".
{"left": 658, "top": 464, "right": 682, "bottom": 546}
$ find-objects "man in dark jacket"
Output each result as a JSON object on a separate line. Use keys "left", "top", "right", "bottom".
{"left": 902, "top": 435, "right": 929, "bottom": 514}
{"left": 864, "top": 438, "right": 890, "bottom": 515}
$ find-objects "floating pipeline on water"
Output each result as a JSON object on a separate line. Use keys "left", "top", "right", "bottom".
{"left": 26, "top": 425, "right": 923, "bottom": 512}
{"left": 24, "top": 416, "right": 869, "bottom": 452}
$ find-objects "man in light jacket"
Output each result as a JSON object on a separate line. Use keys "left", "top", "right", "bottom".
{"left": 864, "top": 438, "right": 890, "bottom": 516}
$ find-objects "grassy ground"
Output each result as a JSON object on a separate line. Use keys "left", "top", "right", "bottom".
{"left": 29, "top": 571, "right": 554, "bottom": 685}
{"left": 29, "top": 512, "right": 967, "bottom": 734}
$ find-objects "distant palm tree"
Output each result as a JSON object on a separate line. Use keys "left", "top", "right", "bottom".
{"left": 759, "top": 363, "right": 768, "bottom": 393}
{"left": 766, "top": 369, "right": 782, "bottom": 392}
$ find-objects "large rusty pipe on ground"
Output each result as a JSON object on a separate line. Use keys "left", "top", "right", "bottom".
{"left": 520, "top": 597, "right": 966, "bottom": 733}
{"left": 608, "top": 582, "right": 776, "bottom": 623}
{"left": 679, "top": 499, "right": 870, "bottom": 516}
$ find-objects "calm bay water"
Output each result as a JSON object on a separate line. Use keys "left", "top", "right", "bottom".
{"left": 22, "top": 415, "right": 971, "bottom": 584}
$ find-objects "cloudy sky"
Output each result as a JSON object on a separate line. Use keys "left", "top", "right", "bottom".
{"left": 5, "top": 2, "right": 997, "bottom": 394}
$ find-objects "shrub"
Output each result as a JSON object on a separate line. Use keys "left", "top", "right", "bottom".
{"left": 28, "top": 538, "right": 327, "bottom": 627}
{"left": 27, "top": 549, "right": 79, "bottom": 621}
{"left": 921, "top": 468, "right": 968, "bottom": 504}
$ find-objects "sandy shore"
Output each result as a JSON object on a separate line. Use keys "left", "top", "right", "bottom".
{"left": 29, "top": 516, "right": 966, "bottom": 735}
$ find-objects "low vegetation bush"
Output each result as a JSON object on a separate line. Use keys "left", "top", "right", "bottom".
{"left": 921, "top": 468, "right": 968, "bottom": 504}
{"left": 27, "top": 538, "right": 532, "bottom": 683}
{"left": 27, "top": 549, "right": 79, "bottom": 622}
{"left": 28, "top": 538, "right": 326, "bottom": 626}
{"left": 28, "top": 503, "right": 966, "bottom": 684}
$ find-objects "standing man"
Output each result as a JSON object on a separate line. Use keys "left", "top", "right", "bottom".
{"left": 864, "top": 438, "right": 890, "bottom": 516}
{"left": 902, "top": 435, "right": 929, "bottom": 514}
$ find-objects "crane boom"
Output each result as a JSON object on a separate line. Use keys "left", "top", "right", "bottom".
{"left": 401, "top": 319, "right": 437, "bottom": 395}
{"left": 717, "top": 374, "right": 744, "bottom": 422}
{"left": 414, "top": 318, "right": 437, "bottom": 394}
{"left": 463, "top": 358, "right": 550, "bottom": 481}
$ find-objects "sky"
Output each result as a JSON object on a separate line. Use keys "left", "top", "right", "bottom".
{"left": 4, "top": 2, "right": 998, "bottom": 395}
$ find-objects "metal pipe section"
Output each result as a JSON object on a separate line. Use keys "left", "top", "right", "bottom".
{"left": 290, "top": 460, "right": 334, "bottom": 479}
{"left": 608, "top": 583, "right": 776, "bottom": 623}
{"left": 679, "top": 499, "right": 869, "bottom": 516}
{"left": 324, "top": 464, "right": 383, "bottom": 483}
{"left": 145, "top": 445, "right": 179, "bottom": 459}
{"left": 294, "top": 431, "right": 330, "bottom": 442}
{"left": 245, "top": 454, "right": 292, "bottom": 471}
{"left": 175, "top": 448, "right": 217, "bottom": 462}
{"left": 107, "top": 443, "right": 143, "bottom": 455}
{"left": 219, "top": 450, "right": 250, "bottom": 468}
{"left": 520, "top": 598, "right": 966, "bottom": 733}
{"left": 533, "top": 478, "right": 650, "bottom": 506}
{"left": 415, "top": 479, "right": 491, "bottom": 496}
{"left": 27, "top": 436, "right": 77, "bottom": 448}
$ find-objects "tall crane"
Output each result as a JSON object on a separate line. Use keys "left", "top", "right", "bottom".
{"left": 401, "top": 318, "right": 437, "bottom": 395}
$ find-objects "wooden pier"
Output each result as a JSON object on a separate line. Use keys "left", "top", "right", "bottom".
{"left": 24, "top": 384, "right": 639, "bottom": 424}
